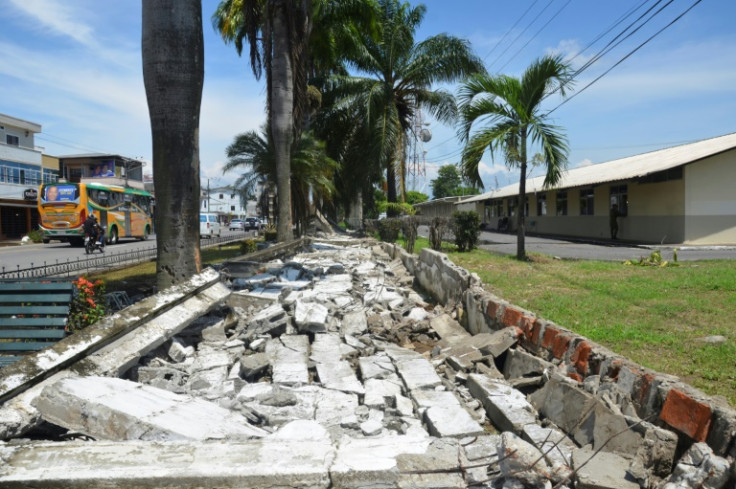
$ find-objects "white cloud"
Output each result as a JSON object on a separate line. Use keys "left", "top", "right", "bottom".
{"left": 8, "top": 0, "right": 99, "bottom": 50}
{"left": 574, "top": 158, "right": 594, "bottom": 168}
{"left": 545, "top": 38, "right": 594, "bottom": 68}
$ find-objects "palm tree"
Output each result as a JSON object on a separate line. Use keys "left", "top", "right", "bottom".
{"left": 213, "top": 0, "right": 310, "bottom": 242}
{"left": 142, "top": 0, "right": 204, "bottom": 289}
{"left": 319, "top": 0, "right": 484, "bottom": 207}
{"left": 222, "top": 127, "right": 338, "bottom": 234}
{"left": 458, "top": 55, "right": 573, "bottom": 260}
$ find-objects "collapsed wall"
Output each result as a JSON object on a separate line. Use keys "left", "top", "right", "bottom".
{"left": 388, "top": 243, "right": 736, "bottom": 478}
{"left": 0, "top": 237, "right": 733, "bottom": 489}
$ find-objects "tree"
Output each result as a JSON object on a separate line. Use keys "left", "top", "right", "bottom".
{"left": 213, "top": 0, "right": 311, "bottom": 242}
{"left": 459, "top": 55, "right": 573, "bottom": 260}
{"left": 222, "top": 127, "right": 338, "bottom": 234}
{"left": 405, "top": 190, "right": 428, "bottom": 205}
{"left": 142, "top": 0, "right": 204, "bottom": 289}
{"left": 319, "top": 0, "right": 484, "bottom": 208}
{"left": 430, "top": 165, "right": 462, "bottom": 199}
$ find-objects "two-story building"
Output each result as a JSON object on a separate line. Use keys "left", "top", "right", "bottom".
{"left": 201, "top": 186, "right": 249, "bottom": 223}
{"left": 0, "top": 113, "right": 59, "bottom": 240}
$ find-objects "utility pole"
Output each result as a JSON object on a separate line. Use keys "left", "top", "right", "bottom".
{"left": 207, "top": 179, "right": 210, "bottom": 211}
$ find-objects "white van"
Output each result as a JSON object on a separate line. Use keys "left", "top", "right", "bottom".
{"left": 199, "top": 213, "right": 221, "bottom": 238}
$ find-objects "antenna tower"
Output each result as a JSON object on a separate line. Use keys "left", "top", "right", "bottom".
{"left": 408, "top": 109, "right": 431, "bottom": 192}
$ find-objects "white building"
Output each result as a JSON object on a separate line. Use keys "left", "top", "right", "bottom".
{"left": 0, "top": 113, "right": 59, "bottom": 240}
{"left": 201, "top": 186, "right": 249, "bottom": 222}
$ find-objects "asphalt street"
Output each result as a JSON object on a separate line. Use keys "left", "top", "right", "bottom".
{"left": 418, "top": 226, "right": 736, "bottom": 262}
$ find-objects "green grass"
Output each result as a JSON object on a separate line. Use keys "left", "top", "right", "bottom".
{"left": 93, "top": 242, "right": 248, "bottom": 294}
{"left": 440, "top": 243, "right": 736, "bottom": 406}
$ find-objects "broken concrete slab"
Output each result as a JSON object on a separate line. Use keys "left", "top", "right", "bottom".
{"left": 266, "top": 335, "right": 309, "bottom": 385}
{"left": 503, "top": 347, "right": 554, "bottom": 380}
{"left": 395, "top": 357, "right": 444, "bottom": 391}
{"left": 467, "top": 373, "right": 538, "bottom": 434}
{"left": 358, "top": 354, "right": 396, "bottom": 380}
{"left": 572, "top": 447, "right": 640, "bottom": 489}
{"left": 239, "top": 352, "right": 270, "bottom": 380}
{"left": 521, "top": 424, "right": 575, "bottom": 484}
{"left": 32, "top": 376, "right": 267, "bottom": 441}
{"left": 341, "top": 310, "right": 368, "bottom": 337}
{"left": 659, "top": 442, "right": 731, "bottom": 489}
{"left": 498, "top": 432, "right": 554, "bottom": 488}
{"left": 0, "top": 439, "right": 334, "bottom": 489}
{"left": 294, "top": 299, "right": 329, "bottom": 333}
{"left": 429, "top": 313, "right": 470, "bottom": 340}
{"left": 363, "top": 378, "right": 403, "bottom": 408}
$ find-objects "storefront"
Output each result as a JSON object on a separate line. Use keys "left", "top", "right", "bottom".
{"left": 0, "top": 187, "right": 40, "bottom": 240}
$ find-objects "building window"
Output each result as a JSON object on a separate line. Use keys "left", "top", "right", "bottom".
{"left": 536, "top": 194, "right": 547, "bottom": 216}
{"left": 556, "top": 191, "right": 567, "bottom": 216}
{"left": 508, "top": 197, "right": 518, "bottom": 217}
{"left": 6, "top": 134, "right": 19, "bottom": 146}
{"left": 610, "top": 184, "right": 628, "bottom": 216}
{"left": 231, "top": 194, "right": 235, "bottom": 199}
{"left": 579, "top": 187, "right": 594, "bottom": 215}
{"left": 219, "top": 193, "right": 224, "bottom": 199}
{"left": 231, "top": 205, "right": 235, "bottom": 211}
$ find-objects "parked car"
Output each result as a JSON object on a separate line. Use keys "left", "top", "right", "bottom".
{"left": 199, "top": 213, "right": 221, "bottom": 238}
{"left": 229, "top": 219, "right": 245, "bottom": 231}
{"left": 245, "top": 217, "right": 262, "bottom": 230}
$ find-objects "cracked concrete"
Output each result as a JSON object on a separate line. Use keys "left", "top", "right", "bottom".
{"left": 0, "top": 236, "right": 734, "bottom": 488}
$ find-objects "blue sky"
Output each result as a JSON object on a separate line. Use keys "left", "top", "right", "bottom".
{"left": 2, "top": 0, "right": 734, "bottom": 196}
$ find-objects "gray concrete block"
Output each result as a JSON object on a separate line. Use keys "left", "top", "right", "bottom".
{"left": 266, "top": 335, "right": 309, "bottom": 385}
{"left": 0, "top": 439, "right": 333, "bottom": 488}
{"left": 503, "top": 348, "right": 554, "bottom": 380}
{"left": 467, "top": 374, "right": 537, "bottom": 434}
{"left": 572, "top": 448, "right": 640, "bottom": 489}
{"left": 32, "top": 376, "right": 267, "bottom": 441}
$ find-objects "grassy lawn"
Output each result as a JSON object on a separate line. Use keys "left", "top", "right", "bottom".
{"left": 93, "top": 242, "right": 248, "bottom": 294}
{"left": 433, "top": 241, "right": 736, "bottom": 406}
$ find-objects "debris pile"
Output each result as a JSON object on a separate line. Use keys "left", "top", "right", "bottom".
{"left": 0, "top": 238, "right": 733, "bottom": 489}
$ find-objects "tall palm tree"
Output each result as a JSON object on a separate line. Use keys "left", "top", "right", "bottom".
{"left": 458, "top": 55, "right": 573, "bottom": 260}
{"left": 142, "top": 0, "right": 204, "bottom": 289}
{"left": 213, "top": 0, "right": 310, "bottom": 242}
{"left": 319, "top": 0, "right": 484, "bottom": 207}
{"left": 222, "top": 127, "right": 338, "bottom": 234}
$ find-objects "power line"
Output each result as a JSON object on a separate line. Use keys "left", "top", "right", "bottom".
{"left": 547, "top": 0, "right": 704, "bottom": 115}
{"left": 496, "top": 0, "right": 573, "bottom": 73}
{"left": 482, "top": 0, "right": 540, "bottom": 61}
{"left": 487, "top": 0, "right": 556, "bottom": 72}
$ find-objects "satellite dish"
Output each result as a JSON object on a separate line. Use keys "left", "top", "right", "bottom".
{"left": 419, "top": 128, "right": 432, "bottom": 142}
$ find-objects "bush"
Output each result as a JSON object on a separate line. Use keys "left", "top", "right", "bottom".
{"left": 240, "top": 239, "right": 257, "bottom": 254}
{"left": 27, "top": 229, "right": 44, "bottom": 243}
{"left": 377, "top": 218, "right": 401, "bottom": 243}
{"left": 452, "top": 211, "right": 481, "bottom": 252}
{"left": 263, "top": 225, "right": 277, "bottom": 242}
{"left": 429, "top": 217, "right": 449, "bottom": 251}
{"left": 68, "top": 277, "right": 107, "bottom": 333}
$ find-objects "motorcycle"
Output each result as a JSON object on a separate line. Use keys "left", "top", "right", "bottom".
{"left": 84, "top": 231, "right": 105, "bottom": 254}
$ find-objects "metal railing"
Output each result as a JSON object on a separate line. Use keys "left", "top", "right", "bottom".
{"left": 0, "top": 232, "right": 252, "bottom": 279}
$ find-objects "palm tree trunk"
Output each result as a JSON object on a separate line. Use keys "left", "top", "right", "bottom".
{"left": 142, "top": 0, "right": 204, "bottom": 289}
{"left": 516, "top": 129, "right": 527, "bottom": 260}
{"left": 271, "top": 0, "right": 294, "bottom": 243}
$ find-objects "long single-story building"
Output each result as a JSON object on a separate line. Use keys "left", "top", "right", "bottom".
{"left": 430, "top": 132, "right": 736, "bottom": 245}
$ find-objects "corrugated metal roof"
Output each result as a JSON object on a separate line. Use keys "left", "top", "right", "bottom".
{"left": 461, "top": 132, "right": 736, "bottom": 203}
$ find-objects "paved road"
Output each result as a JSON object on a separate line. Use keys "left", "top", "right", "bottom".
{"left": 418, "top": 226, "right": 736, "bottom": 261}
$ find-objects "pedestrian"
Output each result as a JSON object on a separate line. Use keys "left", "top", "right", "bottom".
{"left": 610, "top": 204, "right": 619, "bottom": 239}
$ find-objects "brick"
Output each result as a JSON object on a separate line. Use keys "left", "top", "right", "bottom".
{"left": 568, "top": 372, "right": 582, "bottom": 383}
{"left": 551, "top": 333, "right": 571, "bottom": 360}
{"left": 659, "top": 388, "right": 712, "bottom": 442}
{"left": 571, "top": 341, "right": 592, "bottom": 376}
{"left": 486, "top": 299, "right": 500, "bottom": 321}
{"left": 541, "top": 326, "right": 561, "bottom": 350}
{"left": 519, "top": 315, "right": 535, "bottom": 340}
{"left": 501, "top": 306, "right": 523, "bottom": 327}
{"left": 530, "top": 319, "right": 545, "bottom": 347}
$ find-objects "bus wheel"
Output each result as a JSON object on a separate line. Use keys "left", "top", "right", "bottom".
{"left": 42, "top": 239, "right": 50, "bottom": 244}
{"left": 109, "top": 227, "right": 119, "bottom": 245}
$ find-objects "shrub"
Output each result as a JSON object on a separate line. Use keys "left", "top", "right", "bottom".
{"left": 68, "top": 277, "right": 107, "bottom": 333}
{"left": 27, "top": 229, "right": 44, "bottom": 243}
{"left": 263, "top": 225, "right": 277, "bottom": 241}
{"left": 429, "top": 217, "right": 449, "bottom": 251}
{"left": 401, "top": 216, "right": 418, "bottom": 253}
{"left": 377, "top": 218, "right": 401, "bottom": 243}
{"left": 452, "top": 211, "right": 481, "bottom": 252}
{"left": 240, "top": 239, "right": 257, "bottom": 254}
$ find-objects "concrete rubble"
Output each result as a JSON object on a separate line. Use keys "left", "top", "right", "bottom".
{"left": 0, "top": 236, "right": 734, "bottom": 488}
